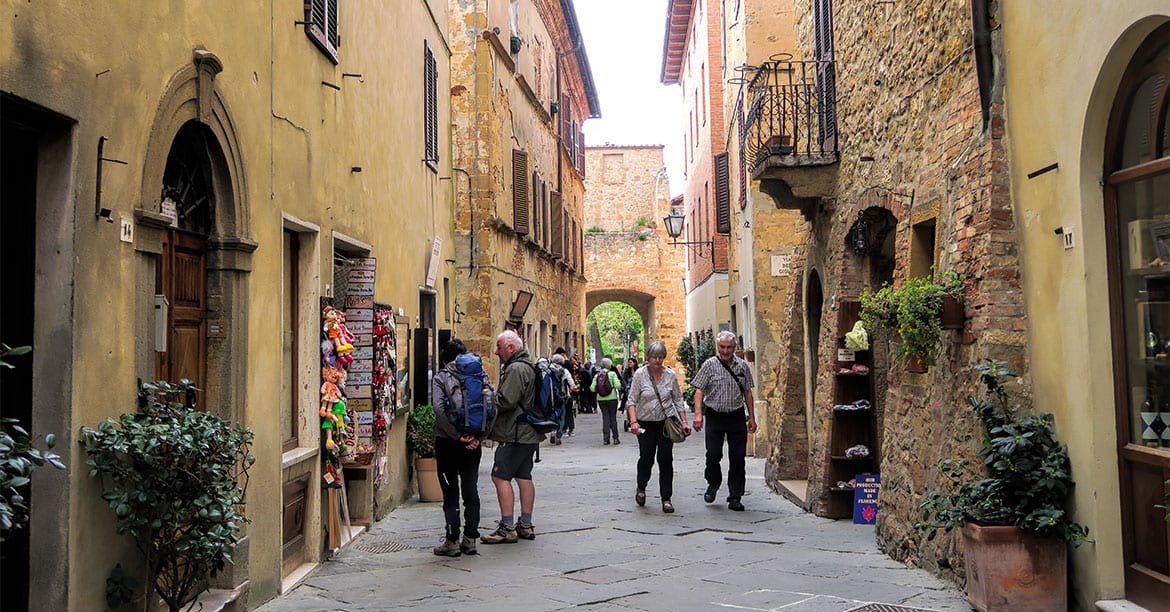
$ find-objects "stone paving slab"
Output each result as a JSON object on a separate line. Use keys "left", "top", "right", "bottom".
{"left": 258, "top": 413, "right": 969, "bottom": 612}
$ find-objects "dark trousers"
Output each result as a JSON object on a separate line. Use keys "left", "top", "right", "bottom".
{"left": 599, "top": 399, "right": 621, "bottom": 442}
{"left": 563, "top": 398, "right": 576, "bottom": 433}
{"left": 435, "top": 436, "right": 482, "bottom": 539}
{"left": 635, "top": 419, "right": 674, "bottom": 500}
{"left": 703, "top": 407, "right": 747, "bottom": 500}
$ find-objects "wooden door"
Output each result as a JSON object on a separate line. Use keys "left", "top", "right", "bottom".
{"left": 156, "top": 230, "right": 208, "bottom": 402}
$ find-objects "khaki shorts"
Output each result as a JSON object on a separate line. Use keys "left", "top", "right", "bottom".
{"left": 491, "top": 442, "right": 538, "bottom": 481}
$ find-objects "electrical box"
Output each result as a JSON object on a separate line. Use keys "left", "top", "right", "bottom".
{"left": 154, "top": 294, "right": 169, "bottom": 352}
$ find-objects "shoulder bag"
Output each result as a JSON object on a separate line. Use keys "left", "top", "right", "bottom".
{"left": 717, "top": 357, "right": 748, "bottom": 408}
{"left": 651, "top": 373, "right": 688, "bottom": 443}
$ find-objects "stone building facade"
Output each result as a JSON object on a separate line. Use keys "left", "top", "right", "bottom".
{"left": 449, "top": 0, "right": 599, "bottom": 370}
{"left": 719, "top": 0, "right": 808, "bottom": 458}
{"left": 755, "top": 0, "right": 1025, "bottom": 587}
{"left": 2, "top": 0, "right": 455, "bottom": 608}
{"left": 661, "top": 0, "right": 731, "bottom": 337}
{"left": 583, "top": 145, "right": 687, "bottom": 373}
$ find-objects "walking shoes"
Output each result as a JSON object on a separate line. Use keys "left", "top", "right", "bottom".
{"left": 433, "top": 537, "right": 462, "bottom": 557}
{"left": 459, "top": 536, "right": 478, "bottom": 555}
{"left": 703, "top": 486, "right": 717, "bottom": 503}
{"left": 728, "top": 499, "right": 745, "bottom": 512}
{"left": 515, "top": 522, "right": 536, "bottom": 540}
{"left": 635, "top": 489, "right": 646, "bottom": 506}
{"left": 480, "top": 521, "right": 518, "bottom": 544}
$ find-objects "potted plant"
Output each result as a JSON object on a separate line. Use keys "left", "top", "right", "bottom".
{"left": 406, "top": 403, "right": 442, "bottom": 502}
{"left": 0, "top": 344, "right": 65, "bottom": 544}
{"left": 80, "top": 380, "right": 255, "bottom": 612}
{"left": 860, "top": 273, "right": 963, "bottom": 372}
{"left": 916, "top": 360, "right": 1090, "bottom": 611}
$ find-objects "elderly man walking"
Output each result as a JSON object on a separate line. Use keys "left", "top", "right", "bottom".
{"left": 690, "top": 331, "right": 756, "bottom": 511}
{"left": 481, "top": 330, "right": 541, "bottom": 543}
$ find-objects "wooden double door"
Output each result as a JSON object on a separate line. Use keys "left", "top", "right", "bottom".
{"left": 155, "top": 229, "right": 208, "bottom": 400}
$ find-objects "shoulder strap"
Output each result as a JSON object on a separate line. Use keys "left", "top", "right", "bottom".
{"left": 717, "top": 357, "right": 747, "bottom": 398}
{"left": 649, "top": 372, "right": 680, "bottom": 419}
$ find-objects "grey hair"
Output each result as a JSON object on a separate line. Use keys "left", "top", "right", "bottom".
{"left": 716, "top": 330, "right": 737, "bottom": 345}
{"left": 599, "top": 357, "right": 613, "bottom": 369}
{"left": 645, "top": 341, "right": 667, "bottom": 359}
{"left": 551, "top": 354, "right": 566, "bottom": 365}
{"left": 497, "top": 330, "right": 523, "bottom": 351}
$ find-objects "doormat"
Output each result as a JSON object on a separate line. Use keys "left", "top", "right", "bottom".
{"left": 846, "top": 605, "right": 936, "bottom": 612}
{"left": 356, "top": 539, "right": 412, "bottom": 554}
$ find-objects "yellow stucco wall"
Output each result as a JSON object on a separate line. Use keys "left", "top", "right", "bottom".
{"left": 1001, "top": 3, "right": 1167, "bottom": 605}
{"left": 2, "top": 0, "right": 454, "bottom": 608}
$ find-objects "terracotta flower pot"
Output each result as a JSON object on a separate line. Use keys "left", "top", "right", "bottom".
{"left": 906, "top": 354, "right": 928, "bottom": 373}
{"left": 961, "top": 523, "right": 1067, "bottom": 611}
{"left": 941, "top": 294, "right": 965, "bottom": 330}
{"left": 415, "top": 456, "right": 443, "bottom": 502}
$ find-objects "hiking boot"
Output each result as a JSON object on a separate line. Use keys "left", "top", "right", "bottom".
{"left": 433, "top": 537, "right": 461, "bottom": 557}
{"left": 480, "top": 521, "right": 518, "bottom": 544}
{"left": 704, "top": 486, "right": 717, "bottom": 503}
{"left": 515, "top": 522, "right": 536, "bottom": 540}
{"left": 459, "top": 536, "right": 478, "bottom": 555}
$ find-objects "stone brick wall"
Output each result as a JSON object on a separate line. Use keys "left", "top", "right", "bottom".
{"left": 584, "top": 145, "right": 668, "bottom": 231}
{"left": 450, "top": 0, "right": 591, "bottom": 376}
{"left": 765, "top": 0, "right": 1022, "bottom": 584}
{"left": 583, "top": 146, "right": 687, "bottom": 373}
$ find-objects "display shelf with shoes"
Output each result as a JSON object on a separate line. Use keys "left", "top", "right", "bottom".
{"left": 824, "top": 299, "right": 879, "bottom": 519}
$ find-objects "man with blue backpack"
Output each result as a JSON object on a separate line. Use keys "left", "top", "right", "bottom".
{"left": 431, "top": 339, "right": 496, "bottom": 557}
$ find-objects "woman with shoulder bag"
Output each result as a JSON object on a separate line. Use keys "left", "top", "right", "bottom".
{"left": 625, "top": 341, "right": 690, "bottom": 513}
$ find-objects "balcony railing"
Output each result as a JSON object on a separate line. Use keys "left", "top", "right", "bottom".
{"left": 740, "top": 56, "right": 838, "bottom": 172}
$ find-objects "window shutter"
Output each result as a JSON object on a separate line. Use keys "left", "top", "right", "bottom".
{"left": 327, "top": 0, "right": 339, "bottom": 49}
{"left": 714, "top": 152, "right": 731, "bottom": 234}
{"left": 561, "top": 96, "right": 572, "bottom": 150}
{"left": 424, "top": 43, "right": 438, "bottom": 164}
{"left": 543, "top": 181, "right": 552, "bottom": 247}
{"left": 531, "top": 171, "right": 540, "bottom": 243}
{"left": 551, "top": 192, "right": 564, "bottom": 259}
{"left": 577, "top": 129, "right": 586, "bottom": 176}
{"left": 513, "top": 149, "right": 529, "bottom": 236}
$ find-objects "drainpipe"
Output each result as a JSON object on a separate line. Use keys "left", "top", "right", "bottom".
{"left": 451, "top": 167, "right": 475, "bottom": 278}
{"left": 971, "top": 0, "right": 994, "bottom": 129}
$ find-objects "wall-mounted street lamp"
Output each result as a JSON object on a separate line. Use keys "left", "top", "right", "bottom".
{"left": 663, "top": 211, "right": 714, "bottom": 266}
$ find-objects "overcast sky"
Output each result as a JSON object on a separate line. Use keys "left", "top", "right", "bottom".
{"left": 575, "top": 0, "right": 684, "bottom": 196}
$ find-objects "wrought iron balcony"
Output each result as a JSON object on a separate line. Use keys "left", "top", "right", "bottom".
{"left": 740, "top": 56, "right": 838, "bottom": 174}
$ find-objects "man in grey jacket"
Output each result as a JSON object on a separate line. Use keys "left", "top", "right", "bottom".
{"left": 481, "top": 330, "right": 540, "bottom": 544}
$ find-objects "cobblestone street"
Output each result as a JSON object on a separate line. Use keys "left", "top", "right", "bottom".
{"left": 260, "top": 413, "right": 967, "bottom": 612}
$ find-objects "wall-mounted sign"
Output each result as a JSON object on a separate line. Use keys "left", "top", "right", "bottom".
{"left": 425, "top": 237, "right": 443, "bottom": 288}
{"left": 771, "top": 254, "right": 792, "bottom": 277}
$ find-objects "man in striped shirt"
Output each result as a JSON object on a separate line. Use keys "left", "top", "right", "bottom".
{"left": 691, "top": 331, "right": 756, "bottom": 511}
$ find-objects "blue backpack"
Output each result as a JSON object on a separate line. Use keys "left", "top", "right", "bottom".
{"left": 519, "top": 362, "right": 564, "bottom": 434}
{"left": 447, "top": 353, "right": 496, "bottom": 435}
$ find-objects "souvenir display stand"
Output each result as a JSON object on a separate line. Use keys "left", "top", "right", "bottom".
{"left": 825, "top": 300, "right": 878, "bottom": 518}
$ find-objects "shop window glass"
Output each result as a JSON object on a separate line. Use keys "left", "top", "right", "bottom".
{"left": 1121, "top": 74, "right": 1166, "bottom": 168}
{"left": 281, "top": 229, "right": 299, "bottom": 450}
{"left": 1117, "top": 173, "right": 1170, "bottom": 447}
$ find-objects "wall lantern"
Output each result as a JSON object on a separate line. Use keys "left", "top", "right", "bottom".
{"left": 663, "top": 210, "right": 714, "bottom": 266}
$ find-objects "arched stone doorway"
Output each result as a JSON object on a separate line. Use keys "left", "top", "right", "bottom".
{"left": 134, "top": 49, "right": 255, "bottom": 425}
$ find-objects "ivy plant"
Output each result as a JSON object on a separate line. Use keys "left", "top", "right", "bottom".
{"left": 916, "top": 360, "right": 1091, "bottom": 546}
{"left": 406, "top": 404, "right": 436, "bottom": 459}
{"left": 80, "top": 380, "right": 255, "bottom": 612}
{"left": 0, "top": 344, "right": 65, "bottom": 543}
{"left": 860, "top": 272, "right": 963, "bottom": 366}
